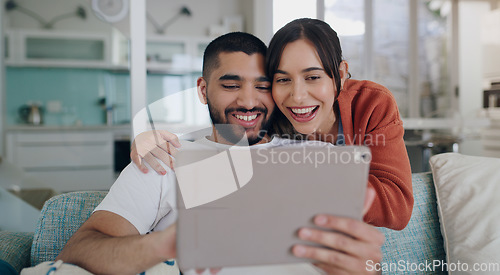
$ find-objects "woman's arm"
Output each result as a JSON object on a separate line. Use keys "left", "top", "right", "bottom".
{"left": 340, "top": 80, "right": 413, "bottom": 230}
{"left": 363, "top": 120, "right": 413, "bottom": 230}
{"left": 130, "top": 130, "right": 181, "bottom": 174}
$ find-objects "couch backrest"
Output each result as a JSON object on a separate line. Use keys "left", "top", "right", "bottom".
{"left": 31, "top": 173, "right": 447, "bottom": 272}
{"left": 379, "top": 172, "right": 446, "bottom": 274}
{"left": 30, "top": 191, "right": 107, "bottom": 266}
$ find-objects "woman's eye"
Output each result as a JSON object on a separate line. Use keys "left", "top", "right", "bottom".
{"left": 275, "top": 78, "right": 290, "bottom": 83}
{"left": 307, "top": 76, "right": 320, "bottom": 81}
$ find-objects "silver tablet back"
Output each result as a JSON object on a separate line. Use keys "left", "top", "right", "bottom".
{"left": 174, "top": 145, "right": 371, "bottom": 270}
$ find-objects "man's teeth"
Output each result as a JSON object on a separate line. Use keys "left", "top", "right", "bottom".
{"left": 291, "top": 107, "right": 315, "bottom": 114}
{"left": 235, "top": 114, "right": 258, "bottom": 121}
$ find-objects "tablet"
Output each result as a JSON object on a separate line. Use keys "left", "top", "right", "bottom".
{"left": 174, "top": 145, "right": 371, "bottom": 270}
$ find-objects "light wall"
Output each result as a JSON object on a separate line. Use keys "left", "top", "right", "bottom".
{"left": 4, "top": 0, "right": 249, "bottom": 36}
{"left": 459, "top": 1, "right": 490, "bottom": 119}
{"left": 5, "top": 68, "right": 122, "bottom": 126}
{"left": 458, "top": 1, "right": 491, "bottom": 157}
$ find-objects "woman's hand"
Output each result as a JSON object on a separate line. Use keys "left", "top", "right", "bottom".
{"left": 292, "top": 188, "right": 385, "bottom": 274}
{"left": 130, "top": 130, "right": 181, "bottom": 175}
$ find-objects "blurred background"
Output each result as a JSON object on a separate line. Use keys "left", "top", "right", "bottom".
{"left": 1, "top": 0, "right": 500, "bottom": 231}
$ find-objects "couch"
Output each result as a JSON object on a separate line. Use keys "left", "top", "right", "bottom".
{"left": 0, "top": 173, "right": 446, "bottom": 274}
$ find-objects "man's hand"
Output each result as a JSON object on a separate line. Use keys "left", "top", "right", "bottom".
{"left": 292, "top": 188, "right": 385, "bottom": 274}
{"left": 130, "top": 130, "right": 181, "bottom": 174}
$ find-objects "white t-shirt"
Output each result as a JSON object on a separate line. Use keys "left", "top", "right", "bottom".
{"left": 95, "top": 136, "right": 332, "bottom": 275}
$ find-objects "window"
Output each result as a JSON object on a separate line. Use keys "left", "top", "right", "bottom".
{"left": 325, "top": 0, "right": 366, "bottom": 80}
{"left": 273, "top": 0, "right": 316, "bottom": 33}
{"left": 273, "top": 0, "right": 456, "bottom": 118}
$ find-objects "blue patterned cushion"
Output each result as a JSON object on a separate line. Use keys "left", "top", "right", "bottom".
{"left": 30, "top": 191, "right": 108, "bottom": 266}
{"left": 0, "top": 231, "right": 33, "bottom": 273}
{"left": 379, "top": 172, "right": 446, "bottom": 274}
{"left": 0, "top": 259, "right": 17, "bottom": 275}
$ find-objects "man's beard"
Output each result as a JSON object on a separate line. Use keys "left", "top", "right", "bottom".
{"left": 206, "top": 96, "right": 273, "bottom": 146}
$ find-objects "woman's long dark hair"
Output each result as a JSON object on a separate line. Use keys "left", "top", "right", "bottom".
{"left": 266, "top": 18, "right": 346, "bottom": 138}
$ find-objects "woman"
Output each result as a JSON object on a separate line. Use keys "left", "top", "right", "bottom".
{"left": 131, "top": 18, "right": 413, "bottom": 231}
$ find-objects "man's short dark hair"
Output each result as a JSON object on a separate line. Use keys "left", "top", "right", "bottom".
{"left": 202, "top": 32, "right": 267, "bottom": 80}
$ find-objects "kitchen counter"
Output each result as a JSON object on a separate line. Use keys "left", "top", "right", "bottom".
{"left": 402, "top": 117, "right": 491, "bottom": 130}
{"left": 6, "top": 123, "right": 211, "bottom": 137}
{"left": 6, "top": 124, "right": 132, "bottom": 131}
{"left": 7, "top": 124, "right": 133, "bottom": 140}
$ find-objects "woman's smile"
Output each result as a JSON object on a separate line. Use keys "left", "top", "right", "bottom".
{"left": 287, "top": 105, "right": 319, "bottom": 122}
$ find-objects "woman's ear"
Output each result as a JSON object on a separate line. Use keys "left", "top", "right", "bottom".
{"left": 197, "top": 77, "right": 208, "bottom": 105}
{"left": 339, "top": 61, "right": 349, "bottom": 90}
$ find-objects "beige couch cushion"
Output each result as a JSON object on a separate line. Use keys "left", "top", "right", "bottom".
{"left": 430, "top": 153, "right": 500, "bottom": 274}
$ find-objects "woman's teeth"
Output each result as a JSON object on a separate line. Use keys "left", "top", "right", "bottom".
{"left": 291, "top": 107, "right": 316, "bottom": 114}
{"left": 235, "top": 114, "right": 258, "bottom": 121}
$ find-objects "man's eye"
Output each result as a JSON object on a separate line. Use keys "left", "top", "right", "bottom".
{"left": 222, "top": 85, "right": 239, "bottom": 89}
{"left": 256, "top": 86, "right": 271, "bottom": 91}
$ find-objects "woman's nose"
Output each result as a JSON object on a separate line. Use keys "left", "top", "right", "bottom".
{"left": 291, "top": 81, "right": 307, "bottom": 102}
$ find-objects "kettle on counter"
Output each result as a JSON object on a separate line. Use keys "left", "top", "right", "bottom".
{"left": 18, "top": 103, "right": 44, "bottom": 125}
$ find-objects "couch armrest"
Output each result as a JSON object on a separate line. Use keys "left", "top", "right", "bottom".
{"left": 0, "top": 231, "right": 33, "bottom": 273}
{"left": 379, "top": 172, "right": 446, "bottom": 274}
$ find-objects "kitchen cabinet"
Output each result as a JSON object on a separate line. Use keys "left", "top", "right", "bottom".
{"left": 5, "top": 29, "right": 111, "bottom": 68}
{"left": 114, "top": 35, "right": 212, "bottom": 73}
{"left": 6, "top": 130, "right": 114, "bottom": 192}
{"left": 4, "top": 31, "right": 12, "bottom": 62}
{"left": 4, "top": 28, "right": 212, "bottom": 73}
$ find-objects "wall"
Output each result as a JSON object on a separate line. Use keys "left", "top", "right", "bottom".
{"left": 458, "top": 1, "right": 490, "bottom": 119}
{"left": 5, "top": 0, "right": 111, "bottom": 32}
{"left": 4, "top": 0, "right": 248, "bottom": 36}
{"left": 482, "top": 8, "right": 500, "bottom": 85}
{"left": 4, "top": 67, "right": 202, "bottom": 126}
{"left": 458, "top": 1, "right": 491, "bottom": 156}
{"left": 143, "top": 0, "right": 247, "bottom": 36}
{"left": 241, "top": 0, "right": 255, "bottom": 36}
{"left": 5, "top": 67, "right": 113, "bottom": 126}
{"left": 252, "top": 0, "right": 273, "bottom": 44}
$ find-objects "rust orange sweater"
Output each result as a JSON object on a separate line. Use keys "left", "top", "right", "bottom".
{"left": 338, "top": 79, "right": 413, "bottom": 230}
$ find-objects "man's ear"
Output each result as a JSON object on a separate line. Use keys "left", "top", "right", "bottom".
{"left": 339, "top": 61, "right": 349, "bottom": 90}
{"left": 197, "top": 77, "right": 208, "bottom": 105}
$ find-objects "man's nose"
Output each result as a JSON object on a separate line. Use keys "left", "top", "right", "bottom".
{"left": 236, "top": 85, "right": 258, "bottom": 109}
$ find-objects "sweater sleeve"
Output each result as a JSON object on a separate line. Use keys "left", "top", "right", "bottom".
{"left": 362, "top": 117, "right": 413, "bottom": 230}
{"left": 341, "top": 80, "right": 413, "bottom": 230}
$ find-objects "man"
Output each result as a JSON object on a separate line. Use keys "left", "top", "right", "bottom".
{"left": 57, "top": 32, "right": 384, "bottom": 275}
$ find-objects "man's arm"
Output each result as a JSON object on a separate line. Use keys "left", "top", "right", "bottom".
{"left": 56, "top": 211, "right": 176, "bottom": 275}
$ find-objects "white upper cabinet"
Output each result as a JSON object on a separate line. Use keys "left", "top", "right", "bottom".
{"left": 4, "top": 28, "right": 211, "bottom": 72}
{"left": 5, "top": 29, "right": 111, "bottom": 68}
